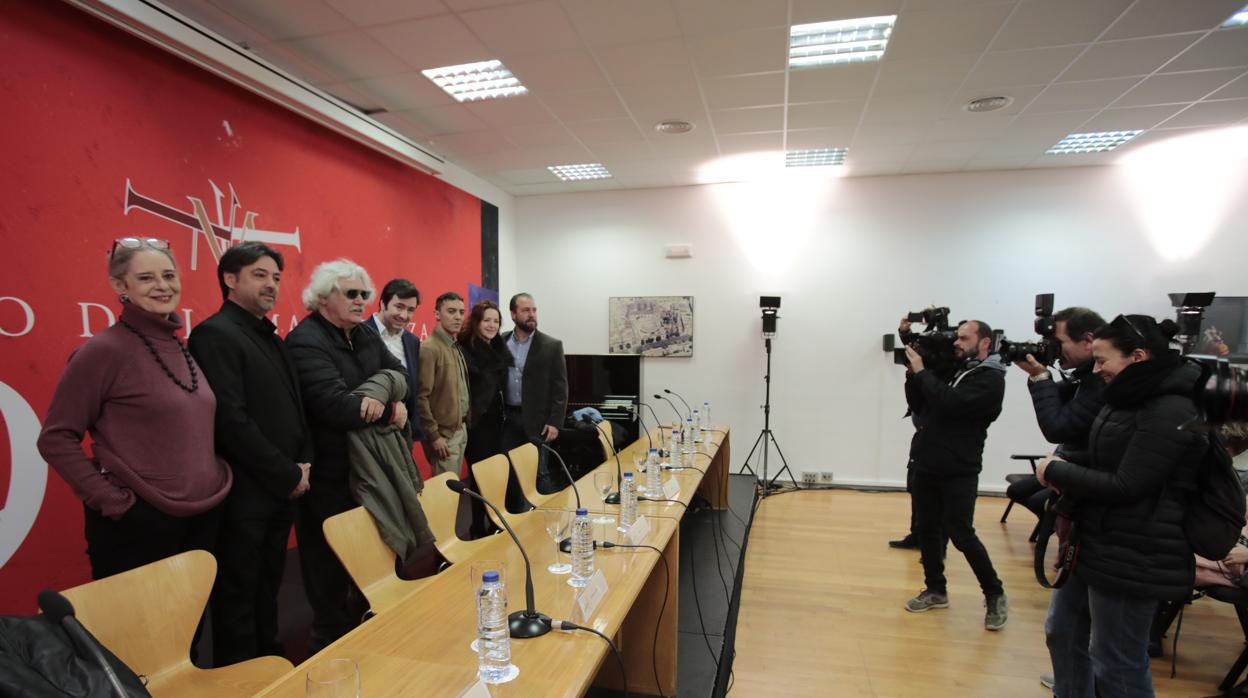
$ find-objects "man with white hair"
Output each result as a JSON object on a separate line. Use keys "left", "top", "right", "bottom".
{"left": 286, "top": 258, "right": 408, "bottom": 651}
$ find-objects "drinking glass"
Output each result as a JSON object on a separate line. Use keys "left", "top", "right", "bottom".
{"left": 468, "top": 560, "right": 503, "bottom": 652}
{"left": 593, "top": 470, "right": 615, "bottom": 525}
{"left": 544, "top": 509, "right": 571, "bottom": 574}
{"left": 634, "top": 454, "right": 649, "bottom": 495}
{"left": 305, "top": 658, "right": 359, "bottom": 698}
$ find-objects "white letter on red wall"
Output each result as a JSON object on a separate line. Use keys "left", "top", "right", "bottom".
{"left": 78, "top": 303, "right": 116, "bottom": 338}
{"left": 0, "top": 381, "right": 48, "bottom": 569}
{"left": 0, "top": 297, "right": 34, "bottom": 337}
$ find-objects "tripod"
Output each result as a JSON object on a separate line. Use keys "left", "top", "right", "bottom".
{"left": 739, "top": 336, "right": 797, "bottom": 494}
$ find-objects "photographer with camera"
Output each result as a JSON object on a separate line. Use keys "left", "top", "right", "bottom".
{"left": 1008, "top": 307, "right": 1107, "bottom": 523}
{"left": 1037, "top": 314, "right": 1203, "bottom": 698}
{"left": 901, "top": 318, "right": 1009, "bottom": 630}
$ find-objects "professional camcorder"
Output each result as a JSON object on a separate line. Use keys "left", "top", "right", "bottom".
{"left": 996, "top": 293, "right": 1061, "bottom": 365}
{"left": 1168, "top": 291, "right": 1248, "bottom": 426}
{"left": 894, "top": 306, "right": 958, "bottom": 377}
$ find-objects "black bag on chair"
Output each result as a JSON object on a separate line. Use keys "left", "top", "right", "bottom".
{"left": 0, "top": 613, "right": 150, "bottom": 697}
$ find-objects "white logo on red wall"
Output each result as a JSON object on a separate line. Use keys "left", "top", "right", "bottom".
{"left": 0, "top": 383, "right": 47, "bottom": 569}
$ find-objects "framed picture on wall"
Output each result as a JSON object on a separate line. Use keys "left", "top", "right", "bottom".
{"left": 608, "top": 296, "right": 694, "bottom": 357}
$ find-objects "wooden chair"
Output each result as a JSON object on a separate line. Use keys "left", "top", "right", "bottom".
{"left": 509, "top": 442, "right": 557, "bottom": 509}
{"left": 472, "top": 453, "right": 528, "bottom": 530}
{"left": 419, "top": 472, "right": 496, "bottom": 564}
{"left": 322, "top": 506, "right": 429, "bottom": 615}
{"left": 60, "top": 549, "right": 291, "bottom": 697}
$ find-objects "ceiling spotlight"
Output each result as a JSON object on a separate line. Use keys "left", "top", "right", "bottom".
{"left": 964, "top": 96, "right": 1013, "bottom": 113}
{"left": 654, "top": 120, "right": 695, "bottom": 135}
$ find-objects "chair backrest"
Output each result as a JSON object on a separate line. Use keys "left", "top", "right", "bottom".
{"left": 323, "top": 506, "right": 419, "bottom": 613}
{"left": 421, "top": 472, "right": 461, "bottom": 548}
{"left": 508, "top": 442, "right": 547, "bottom": 507}
{"left": 61, "top": 549, "right": 215, "bottom": 681}
{"left": 597, "top": 425, "right": 615, "bottom": 462}
{"left": 472, "top": 453, "right": 514, "bottom": 530}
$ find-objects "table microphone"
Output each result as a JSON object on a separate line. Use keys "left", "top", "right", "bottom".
{"left": 663, "top": 388, "right": 693, "bottom": 417}
{"left": 627, "top": 405, "right": 654, "bottom": 454}
{"left": 653, "top": 393, "right": 684, "bottom": 423}
{"left": 38, "top": 589, "right": 129, "bottom": 697}
{"left": 540, "top": 443, "right": 579, "bottom": 555}
{"left": 581, "top": 414, "right": 623, "bottom": 504}
{"left": 445, "top": 480, "right": 551, "bottom": 639}
{"left": 637, "top": 401, "right": 670, "bottom": 434}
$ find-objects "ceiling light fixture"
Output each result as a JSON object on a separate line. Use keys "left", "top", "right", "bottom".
{"left": 786, "top": 148, "right": 848, "bottom": 167}
{"left": 421, "top": 60, "right": 527, "bottom": 102}
{"left": 654, "top": 120, "right": 695, "bottom": 134}
{"left": 548, "top": 163, "right": 612, "bottom": 181}
{"left": 1223, "top": 4, "right": 1248, "bottom": 26}
{"left": 1046, "top": 130, "right": 1144, "bottom": 155}
{"left": 964, "top": 96, "right": 1013, "bottom": 113}
{"left": 789, "top": 15, "right": 897, "bottom": 68}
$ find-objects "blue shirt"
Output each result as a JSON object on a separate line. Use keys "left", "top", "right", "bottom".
{"left": 505, "top": 331, "right": 532, "bottom": 407}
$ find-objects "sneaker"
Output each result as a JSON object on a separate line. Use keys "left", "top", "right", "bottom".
{"left": 985, "top": 593, "right": 1008, "bottom": 630}
{"left": 1039, "top": 673, "right": 1054, "bottom": 689}
{"left": 888, "top": 535, "right": 919, "bottom": 549}
{"left": 904, "top": 589, "right": 949, "bottom": 613}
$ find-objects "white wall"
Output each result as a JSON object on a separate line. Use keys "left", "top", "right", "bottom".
{"left": 509, "top": 164, "right": 1248, "bottom": 491}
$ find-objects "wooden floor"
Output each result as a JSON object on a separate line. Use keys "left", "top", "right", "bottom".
{"left": 730, "top": 489, "right": 1243, "bottom": 697}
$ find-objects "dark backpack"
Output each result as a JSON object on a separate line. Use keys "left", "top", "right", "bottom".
{"left": 1181, "top": 430, "right": 1246, "bottom": 560}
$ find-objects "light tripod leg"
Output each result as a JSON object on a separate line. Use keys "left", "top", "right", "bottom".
{"left": 738, "top": 428, "right": 764, "bottom": 478}
{"left": 765, "top": 430, "right": 798, "bottom": 491}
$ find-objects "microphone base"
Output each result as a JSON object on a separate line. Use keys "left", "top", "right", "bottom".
{"left": 509, "top": 610, "right": 552, "bottom": 639}
{"left": 604, "top": 492, "right": 621, "bottom": 505}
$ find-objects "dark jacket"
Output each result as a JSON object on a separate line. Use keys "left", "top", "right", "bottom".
{"left": 1028, "top": 359, "right": 1105, "bottom": 465}
{"left": 461, "top": 333, "right": 513, "bottom": 428}
{"left": 366, "top": 315, "right": 423, "bottom": 441}
{"left": 287, "top": 312, "right": 404, "bottom": 485}
{"left": 905, "top": 355, "right": 1007, "bottom": 477}
{"left": 501, "top": 329, "right": 569, "bottom": 442}
{"left": 188, "top": 301, "right": 311, "bottom": 507}
{"left": 1045, "top": 355, "right": 1203, "bottom": 600}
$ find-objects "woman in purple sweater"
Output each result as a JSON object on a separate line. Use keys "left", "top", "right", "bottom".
{"left": 38, "top": 237, "right": 232, "bottom": 580}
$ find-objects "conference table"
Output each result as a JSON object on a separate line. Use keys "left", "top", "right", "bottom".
{"left": 254, "top": 426, "right": 730, "bottom": 697}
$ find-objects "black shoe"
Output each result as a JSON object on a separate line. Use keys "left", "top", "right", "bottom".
{"left": 889, "top": 535, "right": 919, "bottom": 549}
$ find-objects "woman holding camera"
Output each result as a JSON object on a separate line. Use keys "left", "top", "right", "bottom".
{"left": 1037, "top": 314, "right": 1202, "bottom": 698}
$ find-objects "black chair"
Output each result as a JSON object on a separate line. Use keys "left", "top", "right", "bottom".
{"left": 1001, "top": 454, "right": 1044, "bottom": 521}
{"left": 1205, "top": 585, "right": 1248, "bottom": 696}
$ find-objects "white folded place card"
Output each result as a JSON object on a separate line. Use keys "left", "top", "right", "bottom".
{"left": 663, "top": 477, "right": 680, "bottom": 500}
{"left": 459, "top": 679, "right": 492, "bottom": 698}
{"left": 574, "top": 569, "right": 609, "bottom": 621}
{"left": 626, "top": 515, "right": 650, "bottom": 545}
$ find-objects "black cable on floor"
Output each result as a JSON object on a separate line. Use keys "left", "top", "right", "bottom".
{"left": 683, "top": 521, "right": 721, "bottom": 666}
{"left": 605, "top": 542, "right": 670, "bottom": 698}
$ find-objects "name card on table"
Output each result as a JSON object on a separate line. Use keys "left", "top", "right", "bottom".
{"left": 574, "top": 569, "right": 609, "bottom": 622}
{"left": 663, "top": 477, "right": 680, "bottom": 500}
{"left": 459, "top": 680, "right": 493, "bottom": 698}
{"left": 626, "top": 515, "right": 650, "bottom": 545}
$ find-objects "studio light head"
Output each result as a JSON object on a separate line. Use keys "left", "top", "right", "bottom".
{"left": 760, "top": 295, "right": 781, "bottom": 337}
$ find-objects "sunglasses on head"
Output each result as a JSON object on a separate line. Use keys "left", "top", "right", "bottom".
{"left": 1111, "top": 314, "right": 1146, "bottom": 341}
{"left": 109, "top": 237, "right": 170, "bottom": 257}
{"left": 340, "top": 288, "right": 373, "bottom": 301}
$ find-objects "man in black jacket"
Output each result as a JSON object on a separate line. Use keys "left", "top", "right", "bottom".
{"left": 287, "top": 260, "right": 407, "bottom": 651}
{"left": 188, "top": 242, "right": 311, "bottom": 665}
{"left": 501, "top": 293, "right": 568, "bottom": 494}
{"left": 902, "top": 320, "right": 1009, "bottom": 630}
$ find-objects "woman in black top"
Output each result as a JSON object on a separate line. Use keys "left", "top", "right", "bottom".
{"left": 458, "top": 300, "right": 513, "bottom": 535}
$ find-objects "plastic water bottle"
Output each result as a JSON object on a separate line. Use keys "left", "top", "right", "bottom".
{"left": 476, "top": 571, "right": 512, "bottom": 683}
{"left": 618, "top": 472, "right": 638, "bottom": 531}
{"left": 702, "top": 401, "right": 712, "bottom": 441}
{"left": 670, "top": 427, "right": 683, "bottom": 469}
{"left": 645, "top": 447, "right": 662, "bottom": 497}
{"left": 691, "top": 409, "right": 702, "bottom": 442}
{"left": 684, "top": 417, "right": 695, "bottom": 455}
{"left": 569, "top": 508, "right": 594, "bottom": 587}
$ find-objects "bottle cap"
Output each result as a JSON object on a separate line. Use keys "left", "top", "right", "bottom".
{"left": 623, "top": 471, "right": 634, "bottom": 478}
{"left": 649, "top": 448, "right": 658, "bottom": 453}
{"left": 482, "top": 570, "right": 499, "bottom": 583}
{"left": 576, "top": 508, "right": 588, "bottom": 516}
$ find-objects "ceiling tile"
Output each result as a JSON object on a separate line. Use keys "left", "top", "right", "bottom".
{"left": 321, "top": 0, "right": 449, "bottom": 26}
{"left": 280, "top": 31, "right": 410, "bottom": 81}
{"left": 502, "top": 51, "right": 611, "bottom": 92}
{"left": 506, "top": 182, "right": 575, "bottom": 195}
{"left": 539, "top": 89, "right": 628, "bottom": 121}
{"left": 352, "top": 72, "right": 455, "bottom": 111}
{"left": 319, "top": 81, "right": 388, "bottom": 111}
{"left": 372, "top": 111, "right": 436, "bottom": 141}
{"left": 255, "top": 42, "right": 347, "bottom": 85}
{"left": 717, "top": 131, "right": 784, "bottom": 154}
{"left": 908, "top": 140, "right": 985, "bottom": 162}
{"left": 952, "top": 84, "right": 1043, "bottom": 115}
{"left": 643, "top": 130, "right": 718, "bottom": 158}
{"left": 1156, "top": 97, "right": 1248, "bottom": 129}
{"left": 1114, "top": 68, "right": 1246, "bottom": 107}
{"left": 902, "top": 158, "right": 971, "bottom": 174}
{"left": 675, "top": 0, "right": 787, "bottom": 36}
{"left": 428, "top": 129, "right": 516, "bottom": 156}
{"left": 1210, "top": 72, "right": 1248, "bottom": 100}
{"left": 710, "top": 106, "right": 783, "bottom": 134}
{"left": 840, "top": 143, "right": 913, "bottom": 161}
{"left": 924, "top": 111, "right": 1016, "bottom": 141}
{"left": 597, "top": 40, "right": 697, "bottom": 87}
{"left": 368, "top": 15, "right": 493, "bottom": 70}
{"left": 565, "top": 118, "right": 646, "bottom": 142}
{"left": 616, "top": 83, "right": 709, "bottom": 125}
{"left": 465, "top": 95, "right": 557, "bottom": 127}
{"left": 963, "top": 46, "right": 1085, "bottom": 90}
{"left": 1025, "top": 77, "right": 1141, "bottom": 113}
{"left": 996, "top": 111, "right": 1099, "bottom": 149}
{"left": 161, "top": 0, "right": 272, "bottom": 47}
{"left": 689, "top": 27, "right": 788, "bottom": 78}
{"left": 460, "top": 1, "right": 583, "bottom": 57}
{"left": 862, "top": 90, "right": 951, "bottom": 124}
{"left": 498, "top": 123, "right": 580, "bottom": 148}
{"left": 873, "top": 54, "right": 979, "bottom": 96}
{"left": 208, "top": 0, "right": 354, "bottom": 40}
{"left": 791, "top": 0, "right": 903, "bottom": 25}
{"left": 1101, "top": 0, "right": 1245, "bottom": 41}
{"left": 989, "top": 0, "right": 1132, "bottom": 51}
{"left": 522, "top": 143, "right": 596, "bottom": 165}
{"left": 1078, "top": 104, "right": 1187, "bottom": 131}
{"left": 852, "top": 120, "right": 932, "bottom": 145}
{"left": 409, "top": 103, "right": 492, "bottom": 134}
{"left": 1058, "top": 34, "right": 1202, "bottom": 82}
{"left": 701, "top": 73, "right": 785, "bottom": 109}
{"left": 560, "top": 0, "right": 682, "bottom": 47}
{"left": 788, "top": 64, "right": 879, "bottom": 103}
{"left": 1164, "top": 27, "right": 1248, "bottom": 72}
{"left": 590, "top": 140, "right": 660, "bottom": 161}
{"left": 786, "top": 127, "right": 857, "bottom": 150}
{"left": 886, "top": 3, "right": 1013, "bottom": 60}
{"left": 787, "top": 101, "right": 864, "bottom": 131}
{"left": 497, "top": 168, "right": 560, "bottom": 185}
{"left": 444, "top": 0, "right": 532, "bottom": 10}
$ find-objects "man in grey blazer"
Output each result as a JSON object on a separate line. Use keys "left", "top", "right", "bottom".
{"left": 501, "top": 293, "right": 568, "bottom": 493}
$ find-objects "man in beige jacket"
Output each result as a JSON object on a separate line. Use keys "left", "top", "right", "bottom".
{"left": 416, "top": 292, "right": 469, "bottom": 475}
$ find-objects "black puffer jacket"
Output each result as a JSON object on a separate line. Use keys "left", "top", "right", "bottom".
{"left": 1028, "top": 359, "right": 1105, "bottom": 465}
{"left": 1045, "top": 355, "right": 1203, "bottom": 600}
{"left": 905, "top": 355, "right": 1007, "bottom": 477}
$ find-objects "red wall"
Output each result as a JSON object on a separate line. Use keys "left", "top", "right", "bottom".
{"left": 0, "top": 0, "right": 483, "bottom": 613}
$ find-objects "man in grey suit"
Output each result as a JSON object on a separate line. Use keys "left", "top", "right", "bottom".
{"left": 501, "top": 292, "right": 568, "bottom": 493}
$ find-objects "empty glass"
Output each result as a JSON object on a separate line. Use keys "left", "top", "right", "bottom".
{"left": 305, "top": 658, "right": 359, "bottom": 698}
{"left": 468, "top": 560, "right": 503, "bottom": 652}
{"left": 544, "top": 509, "right": 572, "bottom": 574}
{"left": 593, "top": 470, "right": 615, "bottom": 525}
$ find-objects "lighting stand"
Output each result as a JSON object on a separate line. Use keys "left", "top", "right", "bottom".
{"left": 739, "top": 336, "right": 797, "bottom": 495}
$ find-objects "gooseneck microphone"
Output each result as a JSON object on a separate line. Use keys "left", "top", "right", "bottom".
{"left": 653, "top": 393, "right": 684, "bottom": 423}
{"left": 539, "top": 442, "right": 581, "bottom": 509}
{"left": 38, "top": 589, "right": 128, "bottom": 698}
{"left": 445, "top": 480, "right": 551, "bottom": 639}
{"left": 581, "top": 414, "right": 623, "bottom": 504}
{"left": 637, "top": 401, "right": 670, "bottom": 434}
{"left": 629, "top": 405, "right": 654, "bottom": 453}
{"left": 663, "top": 388, "right": 692, "bottom": 417}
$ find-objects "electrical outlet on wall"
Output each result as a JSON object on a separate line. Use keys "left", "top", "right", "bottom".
{"left": 802, "top": 472, "right": 818, "bottom": 484}
{"left": 820, "top": 471, "right": 834, "bottom": 483}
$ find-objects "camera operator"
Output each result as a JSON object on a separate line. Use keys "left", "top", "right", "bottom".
{"left": 901, "top": 319, "right": 1009, "bottom": 631}
{"left": 1009, "top": 308, "right": 1107, "bottom": 521}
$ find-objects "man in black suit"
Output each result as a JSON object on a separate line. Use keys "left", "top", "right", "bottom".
{"left": 367, "top": 278, "right": 423, "bottom": 441}
{"left": 188, "top": 242, "right": 311, "bottom": 666}
{"left": 501, "top": 292, "right": 568, "bottom": 493}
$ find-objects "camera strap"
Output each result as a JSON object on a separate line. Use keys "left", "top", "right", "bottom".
{"left": 1034, "top": 504, "right": 1078, "bottom": 589}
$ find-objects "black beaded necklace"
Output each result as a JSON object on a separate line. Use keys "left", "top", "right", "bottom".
{"left": 118, "top": 319, "right": 199, "bottom": 393}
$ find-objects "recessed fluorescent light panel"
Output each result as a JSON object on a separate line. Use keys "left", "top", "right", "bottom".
{"left": 789, "top": 15, "right": 897, "bottom": 68}
{"left": 1046, "top": 130, "right": 1144, "bottom": 155}
{"left": 548, "top": 163, "right": 612, "bottom": 181}
{"left": 786, "top": 148, "right": 848, "bottom": 167}
{"left": 421, "top": 60, "right": 527, "bottom": 102}
{"left": 1224, "top": 4, "right": 1248, "bottom": 26}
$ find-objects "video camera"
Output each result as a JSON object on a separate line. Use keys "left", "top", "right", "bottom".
{"left": 894, "top": 306, "right": 959, "bottom": 377}
{"left": 996, "top": 293, "right": 1061, "bottom": 366}
{"left": 1166, "top": 291, "right": 1248, "bottom": 426}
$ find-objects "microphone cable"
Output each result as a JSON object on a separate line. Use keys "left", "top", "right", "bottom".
{"left": 552, "top": 620, "right": 628, "bottom": 698}
{"left": 601, "top": 541, "right": 671, "bottom": 698}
